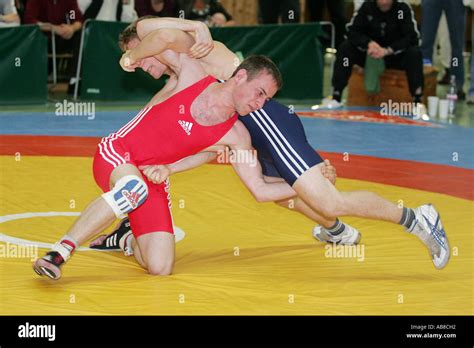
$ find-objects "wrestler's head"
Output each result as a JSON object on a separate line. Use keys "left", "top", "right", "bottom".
{"left": 119, "top": 17, "right": 169, "bottom": 80}
{"left": 230, "top": 55, "right": 282, "bottom": 115}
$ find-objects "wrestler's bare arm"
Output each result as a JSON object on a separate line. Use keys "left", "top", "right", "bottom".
{"left": 214, "top": 122, "right": 297, "bottom": 202}
{"left": 126, "top": 28, "right": 197, "bottom": 66}
{"left": 136, "top": 17, "right": 239, "bottom": 80}
{"left": 137, "top": 17, "right": 214, "bottom": 58}
{"left": 140, "top": 126, "right": 296, "bottom": 201}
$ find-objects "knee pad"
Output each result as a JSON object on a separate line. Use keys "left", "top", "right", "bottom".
{"left": 102, "top": 175, "right": 148, "bottom": 218}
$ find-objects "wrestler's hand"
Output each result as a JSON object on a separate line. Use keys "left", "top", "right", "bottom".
{"left": 189, "top": 21, "right": 214, "bottom": 59}
{"left": 119, "top": 50, "right": 139, "bottom": 72}
{"left": 139, "top": 165, "right": 171, "bottom": 184}
{"left": 321, "top": 159, "right": 337, "bottom": 185}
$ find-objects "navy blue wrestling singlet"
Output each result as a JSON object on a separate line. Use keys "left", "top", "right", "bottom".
{"left": 239, "top": 99, "right": 323, "bottom": 186}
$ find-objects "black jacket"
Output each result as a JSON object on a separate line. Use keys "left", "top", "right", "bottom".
{"left": 346, "top": 0, "right": 420, "bottom": 54}
{"left": 83, "top": 0, "right": 123, "bottom": 21}
{"left": 177, "top": 0, "right": 233, "bottom": 22}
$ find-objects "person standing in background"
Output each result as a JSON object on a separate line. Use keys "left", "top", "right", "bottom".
{"left": 306, "top": 0, "right": 347, "bottom": 48}
{"left": 258, "top": 0, "right": 300, "bottom": 24}
{"left": 435, "top": 14, "right": 453, "bottom": 85}
{"left": 465, "top": 0, "right": 474, "bottom": 103}
{"left": 420, "top": 0, "right": 467, "bottom": 99}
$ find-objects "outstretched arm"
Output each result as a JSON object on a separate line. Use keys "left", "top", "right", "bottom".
{"left": 139, "top": 151, "right": 218, "bottom": 184}
{"left": 222, "top": 122, "right": 297, "bottom": 202}
{"left": 169, "top": 151, "right": 218, "bottom": 174}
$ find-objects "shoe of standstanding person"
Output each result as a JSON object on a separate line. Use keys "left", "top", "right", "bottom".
{"left": 312, "top": 97, "right": 343, "bottom": 110}
{"left": 413, "top": 102, "right": 429, "bottom": 120}
{"left": 313, "top": 224, "right": 361, "bottom": 245}
{"left": 467, "top": 94, "right": 474, "bottom": 105}
{"left": 406, "top": 204, "right": 450, "bottom": 269}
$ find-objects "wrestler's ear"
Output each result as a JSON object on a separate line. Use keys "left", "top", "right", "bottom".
{"left": 234, "top": 68, "right": 248, "bottom": 84}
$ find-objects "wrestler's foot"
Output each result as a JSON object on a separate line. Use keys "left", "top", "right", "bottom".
{"left": 90, "top": 218, "right": 134, "bottom": 256}
{"left": 313, "top": 224, "right": 361, "bottom": 245}
{"left": 33, "top": 251, "right": 64, "bottom": 280}
{"left": 407, "top": 204, "right": 450, "bottom": 269}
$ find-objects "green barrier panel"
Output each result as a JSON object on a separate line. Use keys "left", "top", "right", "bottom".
{"left": 80, "top": 20, "right": 166, "bottom": 101}
{"left": 80, "top": 21, "right": 324, "bottom": 102}
{"left": 210, "top": 23, "right": 324, "bottom": 101}
{"left": 0, "top": 25, "right": 47, "bottom": 105}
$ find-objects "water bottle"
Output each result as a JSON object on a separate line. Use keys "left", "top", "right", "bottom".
{"left": 446, "top": 75, "right": 458, "bottom": 117}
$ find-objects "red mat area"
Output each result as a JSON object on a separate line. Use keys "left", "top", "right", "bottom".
{"left": 1, "top": 135, "right": 472, "bottom": 200}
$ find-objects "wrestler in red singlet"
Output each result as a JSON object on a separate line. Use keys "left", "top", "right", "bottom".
{"left": 93, "top": 75, "right": 237, "bottom": 237}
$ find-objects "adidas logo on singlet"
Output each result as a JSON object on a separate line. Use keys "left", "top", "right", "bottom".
{"left": 178, "top": 120, "right": 193, "bottom": 135}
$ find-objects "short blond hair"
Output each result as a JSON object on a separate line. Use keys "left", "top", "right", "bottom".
{"left": 118, "top": 16, "right": 157, "bottom": 51}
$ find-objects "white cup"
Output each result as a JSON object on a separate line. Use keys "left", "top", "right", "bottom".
{"left": 427, "top": 96, "right": 439, "bottom": 117}
{"left": 438, "top": 99, "right": 449, "bottom": 119}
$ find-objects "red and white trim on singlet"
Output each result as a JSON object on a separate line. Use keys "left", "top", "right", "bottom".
{"left": 164, "top": 177, "right": 171, "bottom": 208}
{"left": 98, "top": 106, "right": 153, "bottom": 167}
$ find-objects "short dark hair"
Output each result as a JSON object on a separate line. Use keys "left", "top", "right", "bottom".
{"left": 118, "top": 15, "right": 157, "bottom": 52}
{"left": 232, "top": 55, "right": 283, "bottom": 90}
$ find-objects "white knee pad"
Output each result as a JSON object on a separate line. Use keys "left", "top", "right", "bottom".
{"left": 102, "top": 175, "right": 148, "bottom": 218}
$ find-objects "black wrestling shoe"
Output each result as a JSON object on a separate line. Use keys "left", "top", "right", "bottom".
{"left": 33, "top": 251, "right": 65, "bottom": 280}
{"left": 90, "top": 219, "right": 133, "bottom": 255}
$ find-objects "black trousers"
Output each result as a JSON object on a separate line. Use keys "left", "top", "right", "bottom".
{"left": 307, "top": 0, "right": 347, "bottom": 48}
{"left": 258, "top": 0, "right": 301, "bottom": 24}
{"left": 332, "top": 40, "right": 425, "bottom": 97}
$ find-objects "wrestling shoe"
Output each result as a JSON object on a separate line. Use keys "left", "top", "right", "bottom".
{"left": 406, "top": 204, "right": 450, "bottom": 269}
{"left": 33, "top": 251, "right": 64, "bottom": 280}
{"left": 90, "top": 218, "right": 134, "bottom": 256}
{"left": 313, "top": 224, "right": 361, "bottom": 245}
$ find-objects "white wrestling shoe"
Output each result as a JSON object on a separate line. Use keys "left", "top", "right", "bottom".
{"left": 406, "top": 204, "right": 450, "bottom": 269}
{"left": 313, "top": 224, "right": 361, "bottom": 245}
{"left": 311, "top": 97, "right": 343, "bottom": 110}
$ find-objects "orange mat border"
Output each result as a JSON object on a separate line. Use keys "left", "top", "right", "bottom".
{"left": 1, "top": 135, "right": 472, "bottom": 200}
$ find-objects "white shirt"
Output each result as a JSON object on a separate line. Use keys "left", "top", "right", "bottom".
{"left": 0, "top": 0, "right": 19, "bottom": 27}
{"left": 463, "top": 0, "right": 474, "bottom": 9}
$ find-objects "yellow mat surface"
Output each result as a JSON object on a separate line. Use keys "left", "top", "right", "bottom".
{"left": 0, "top": 156, "right": 472, "bottom": 315}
